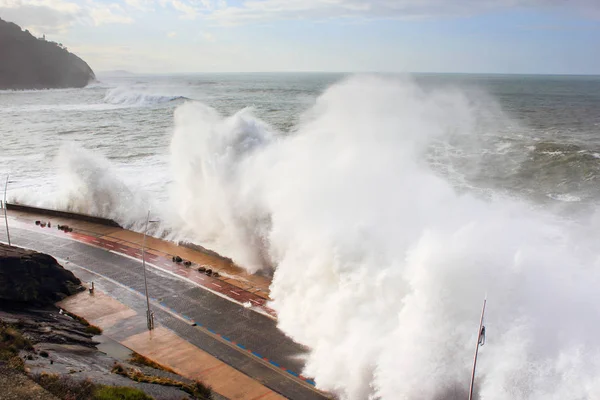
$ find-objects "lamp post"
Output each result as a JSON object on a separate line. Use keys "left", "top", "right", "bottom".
{"left": 469, "top": 298, "right": 487, "bottom": 400}
{"left": 3, "top": 175, "right": 16, "bottom": 246}
{"left": 142, "top": 210, "right": 159, "bottom": 330}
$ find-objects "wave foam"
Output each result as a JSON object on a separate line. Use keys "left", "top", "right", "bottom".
{"left": 16, "top": 75, "right": 600, "bottom": 399}
{"left": 104, "top": 87, "right": 186, "bottom": 106}
{"left": 547, "top": 193, "right": 582, "bottom": 202}
{"left": 169, "top": 75, "right": 600, "bottom": 399}
{"left": 11, "top": 144, "right": 156, "bottom": 232}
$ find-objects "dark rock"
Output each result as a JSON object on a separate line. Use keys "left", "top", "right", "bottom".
{"left": 205, "top": 269, "right": 212, "bottom": 276}
{"left": 0, "top": 244, "right": 83, "bottom": 305}
{"left": 213, "top": 272, "right": 220, "bottom": 278}
{"left": 0, "top": 18, "right": 95, "bottom": 89}
{"left": 197, "top": 267, "right": 206, "bottom": 273}
{"left": 183, "top": 261, "right": 191, "bottom": 267}
{"left": 174, "top": 256, "right": 183, "bottom": 263}
{"left": 35, "top": 221, "right": 40, "bottom": 225}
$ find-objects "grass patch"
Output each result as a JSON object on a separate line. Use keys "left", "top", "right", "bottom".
{"left": 85, "top": 325, "right": 103, "bottom": 335}
{"left": 61, "top": 310, "right": 103, "bottom": 335}
{"left": 32, "top": 372, "right": 155, "bottom": 400}
{"left": 128, "top": 352, "right": 176, "bottom": 374}
{"left": 7, "top": 354, "right": 26, "bottom": 372}
{"left": 93, "top": 386, "right": 154, "bottom": 400}
{"left": 113, "top": 363, "right": 212, "bottom": 399}
{"left": 0, "top": 324, "right": 33, "bottom": 358}
{"left": 62, "top": 310, "right": 91, "bottom": 326}
{"left": 32, "top": 373, "right": 97, "bottom": 399}
{"left": 0, "top": 322, "right": 33, "bottom": 371}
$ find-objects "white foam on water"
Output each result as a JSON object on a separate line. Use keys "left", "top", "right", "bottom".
{"left": 547, "top": 193, "right": 582, "bottom": 203}
{"left": 10, "top": 143, "right": 158, "bottom": 232}
{"left": 167, "top": 75, "right": 600, "bottom": 399}
{"left": 103, "top": 87, "right": 186, "bottom": 106}
{"left": 12, "top": 75, "right": 600, "bottom": 399}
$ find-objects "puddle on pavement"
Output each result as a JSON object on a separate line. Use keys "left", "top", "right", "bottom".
{"left": 95, "top": 334, "right": 132, "bottom": 362}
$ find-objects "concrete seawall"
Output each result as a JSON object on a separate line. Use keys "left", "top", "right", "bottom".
{"left": 7, "top": 203, "right": 121, "bottom": 227}
{"left": 6, "top": 203, "right": 236, "bottom": 265}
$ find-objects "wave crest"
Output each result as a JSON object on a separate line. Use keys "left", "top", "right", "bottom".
{"left": 104, "top": 87, "right": 186, "bottom": 106}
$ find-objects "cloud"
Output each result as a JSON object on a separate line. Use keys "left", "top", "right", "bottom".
{"left": 123, "top": 0, "right": 153, "bottom": 11}
{"left": 69, "top": 43, "right": 177, "bottom": 72}
{"left": 200, "top": 31, "right": 214, "bottom": 41}
{"left": 161, "top": 0, "right": 213, "bottom": 19}
{"left": 0, "top": 0, "right": 134, "bottom": 33}
{"left": 169, "top": 0, "right": 197, "bottom": 18}
{"left": 0, "top": 0, "right": 81, "bottom": 33}
{"left": 167, "top": 30, "right": 177, "bottom": 37}
{"left": 204, "top": 0, "right": 600, "bottom": 25}
{"left": 89, "top": 3, "right": 134, "bottom": 26}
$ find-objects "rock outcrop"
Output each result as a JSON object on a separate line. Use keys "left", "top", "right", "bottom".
{"left": 0, "top": 244, "right": 83, "bottom": 305}
{"left": 0, "top": 18, "right": 95, "bottom": 90}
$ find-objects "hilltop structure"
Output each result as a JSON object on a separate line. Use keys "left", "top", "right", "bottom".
{"left": 0, "top": 18, "right": 95, "bottom": 90}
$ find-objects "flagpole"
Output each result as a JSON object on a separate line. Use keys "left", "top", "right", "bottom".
{"left": 469, "top": 298, "right": 487, "bottom": 400}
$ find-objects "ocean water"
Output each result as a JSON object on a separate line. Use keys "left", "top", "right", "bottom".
{"left": 2, "top": 73, "right": 600, "bottom": 399}
{"left": 2, "top": 73, "right": 599, "bottom": 214}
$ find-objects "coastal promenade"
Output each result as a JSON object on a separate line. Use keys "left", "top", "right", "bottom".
{"left": 58, "top": 288, "right": 284, "bottom": 400}
{"left": 0, "top": 207, "right": 328, "bottom": 400}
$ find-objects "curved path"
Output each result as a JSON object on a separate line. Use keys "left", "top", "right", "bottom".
{"left": 0, "top": 213, "right": 328, "bottom": 400}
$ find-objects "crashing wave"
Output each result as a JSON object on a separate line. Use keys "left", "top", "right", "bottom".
{"left": 19, "top": 75, "right": 600, "bottom": 399}
{"left": 169, "top": 75, "right": 600, "bottom": 400}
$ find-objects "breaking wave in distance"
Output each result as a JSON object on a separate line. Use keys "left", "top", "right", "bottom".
{"left": 104, "top": 87, "right": 187, "bottom": 106}
{"left": 169, "top": 76, "right": 600, "bottom": 399}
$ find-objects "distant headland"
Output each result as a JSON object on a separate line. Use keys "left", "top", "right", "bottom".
{"left": 0, "top": 18, "right": 95, "bottom": 90}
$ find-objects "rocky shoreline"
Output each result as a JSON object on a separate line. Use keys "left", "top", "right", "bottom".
{"left": 0, "top": 243, "right": 214, "bottom": 400}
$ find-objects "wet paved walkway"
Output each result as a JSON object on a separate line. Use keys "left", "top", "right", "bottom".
{"left": 7, "top": 210, "right": 276, "bottom": 318}
{"left": 0, "top": 212, "right": 328, "bottom": 400}
{"left": 58, "top": 290, "right": 285, "bottom": 400}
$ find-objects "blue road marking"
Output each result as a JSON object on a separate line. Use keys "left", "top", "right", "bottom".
{"left": 306, "top": 379, "right": 316, "bottom": 386}
{"left": 269, "top": 360, "right": 280, "bottom": 368}
{"left": 287, "top": 370, "right": 299, "bottom": 377}
{"left": 251, "top": 351, "right": 262, "bottom": 358}
{"left": 236, "top": 343, "right": 246, "bottom": 349}
{"left": 222, "top": 336, "right": 231, "bottom": 342}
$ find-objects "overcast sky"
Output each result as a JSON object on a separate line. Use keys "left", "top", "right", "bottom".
{"left": 1, "top": 0, "right": 599, "bottom": 74}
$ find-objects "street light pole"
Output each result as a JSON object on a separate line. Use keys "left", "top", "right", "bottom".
{"left": 469, "top": 298, "right": 487, "bottom": 400}
{"left": 141, "top": 210, "right": 159, "bottom": 330}
{"left": 4, "top": 175, "right": 11, "bottom": 246}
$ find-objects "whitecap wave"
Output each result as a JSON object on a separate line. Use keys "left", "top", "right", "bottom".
{"left": 104, "top": 87, "right": 187, "bottom": 106}
{"left": 547, "top": 193, "right": 582, "bottom": 202}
